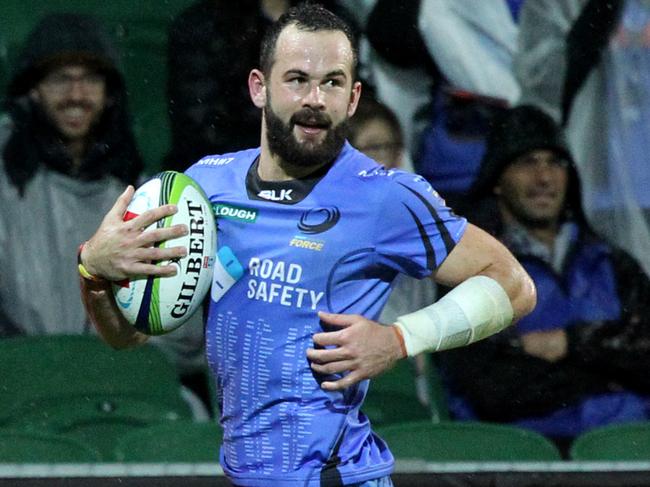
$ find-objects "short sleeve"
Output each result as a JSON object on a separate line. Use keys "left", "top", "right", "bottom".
{"left": 374, "top": 172, "right": 467, "bottom": 279}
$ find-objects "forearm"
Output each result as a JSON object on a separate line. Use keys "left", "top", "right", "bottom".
{"left": 393, "top": 225, "right": 536, "bottom": 357}
{"left": 80, "top": 277, "right": 148, "bottom": 349}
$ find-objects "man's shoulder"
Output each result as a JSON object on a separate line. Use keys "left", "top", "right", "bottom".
{"left": 350, "top": 162, "right": 449, "bottom": 208}
{"left": 187, "top": 148, "right": 259, "bottom": 172}
{"left": 341, "top": 145, "right": 435, "bottom": 191}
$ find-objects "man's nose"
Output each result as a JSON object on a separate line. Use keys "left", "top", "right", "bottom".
{"left": 533, "top": 162, "right": 557, "bottom": 182}
{"left": 302, "top": 83, "right": 325, "bottom": 108}
{"left": 67, "top": 79, "right": 87, "bottom": 100}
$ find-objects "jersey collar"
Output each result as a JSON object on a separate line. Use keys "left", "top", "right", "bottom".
{"left": 245, "top": 156, "right": 333, "bottom": 205}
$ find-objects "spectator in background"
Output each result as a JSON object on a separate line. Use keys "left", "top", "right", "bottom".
{"left": 364, "top": 0, "right": 521, "bottom": 207}
{"left": 0, "top": 13, "right": 208, "bottom": 414}
{"left": 348, "top": 93, "right": 403, "bottom": 169}
{"left": 515, "top": 0, "right": 650, "bottom": 278}
{"left": 166, "top": 0, "right": 358, "bottom": 172}
{"left": 439, "top": 105, "right": 650, "bottom": 455}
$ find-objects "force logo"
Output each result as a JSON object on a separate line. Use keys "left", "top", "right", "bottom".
{"left": 289, "top": 236, "right": 324, "bottom": 251}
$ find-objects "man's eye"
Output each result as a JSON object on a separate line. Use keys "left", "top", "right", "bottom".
{"left": 324, "top": 79, "right": 342, "bottom": 87}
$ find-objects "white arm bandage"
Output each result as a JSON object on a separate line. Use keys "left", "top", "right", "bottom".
{"left": 394, "top": 275, "right": 514, "bottom": 356}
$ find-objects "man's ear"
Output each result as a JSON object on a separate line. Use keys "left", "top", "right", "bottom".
{"left": 347, "top": 81, "right": 362, "bottom": 118}
{"left": 248, "top": 69, "right": 267, "bottom": 108}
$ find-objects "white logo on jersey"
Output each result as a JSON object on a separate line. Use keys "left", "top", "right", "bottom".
{"left": 198, "top": 156, "right": 234, "bottom": 166}
{"left": 246, "top": 257, "right": 324, "bottom": 309}
{"left": 357, "top": 168, "right": 396, "bottom": 178}
{"left": 258, "top": 189, "right": 294, "bottom": 201}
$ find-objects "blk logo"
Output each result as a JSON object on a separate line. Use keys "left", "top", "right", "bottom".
{"left": 258, "top": 189, "right": 294, "bottom": 201}
{"left": 298, "top": 207, "right": 340, "bottom": 234}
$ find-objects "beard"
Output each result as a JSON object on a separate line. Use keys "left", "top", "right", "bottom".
{"left": 264, "top": 100, "right": 349, "bottom": 170}
{"left": 500, "top": 197, "right": 563, "bottom": 230}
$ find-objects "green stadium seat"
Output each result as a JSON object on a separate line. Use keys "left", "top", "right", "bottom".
{"left": 364, "top": 356, "right": 450, "bottom": 426}
{"left": 376, "top": 420, "right": 562, "bottom": 461}
{"left": 363, "top": 391, "right": 432, "bottom": 428}
{"left": 5, "top": 394, "right": 192, "bottom": 461}
{"left": 570, "top": 422, "right": 650, "bottom": 461}
{"left": 0, "top": 335, "right": 189, "bottom": 424}
{"left": 114, "top": 420, "right": 223, "bottom": 463}
{"left": 0, "top": 430, "right": 100, "bottom": 462}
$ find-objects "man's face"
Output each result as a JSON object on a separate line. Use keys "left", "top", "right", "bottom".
{"left": 31, "top": 64, "right": 107, "bottom": 142}
{"left": 259, "top": 25, "right": 361, "bottom": 169}
{"left": 352, "top": 119, "right": 403, "bottom": 169}
{"left": 495, "top": 149, "right": 570, "bottom": 229}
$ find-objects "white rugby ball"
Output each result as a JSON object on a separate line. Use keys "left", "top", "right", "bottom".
{"left": 112, "top": 171, "right": 217, "bottom": 335}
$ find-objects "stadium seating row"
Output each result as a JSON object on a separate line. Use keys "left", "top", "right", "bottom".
{"left": 3, "top": 335, "right": 650, "bottom": 464}
{"left": 3, "top": 417, "right": 650, "bottom": 463}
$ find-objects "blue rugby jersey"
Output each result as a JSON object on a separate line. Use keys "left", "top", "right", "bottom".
{"left": 186, "top": 142, "right": 467, "bottom": 486}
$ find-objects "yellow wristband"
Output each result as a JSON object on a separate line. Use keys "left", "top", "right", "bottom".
{"left": 77, "top": 242, "right": 106, "bottom": 283}
{"left": 78, "top": 262, "right": 105, "bottom": 282}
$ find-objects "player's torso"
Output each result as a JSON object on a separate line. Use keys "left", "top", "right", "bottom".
{"left": 187, "top": 147, "right": 396, "bottom": 484}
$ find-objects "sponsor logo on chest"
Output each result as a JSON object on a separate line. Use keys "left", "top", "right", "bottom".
{"left": 213, "top": 203, "right": 258, "bottom": 223}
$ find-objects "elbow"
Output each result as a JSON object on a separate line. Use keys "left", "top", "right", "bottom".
{"left": 515, "top": 269, "right": 537, "bottom": 320}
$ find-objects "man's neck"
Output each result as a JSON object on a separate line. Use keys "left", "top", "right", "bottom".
{"left": 526, "top": 226, "right": 558, "bottom": 249}
{"left": 66, "top": 139, "right": 87, "bottom": 171}
{"left": 257, "top": 148, "right": 331, "bottom": 182}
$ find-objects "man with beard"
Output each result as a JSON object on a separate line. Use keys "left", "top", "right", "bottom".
{"left": 0, "top": 13, "right": 208, "bottom": 413}
{"left": 79, "top": 4, "right": 536, "bottom": 485}
{"left": 439, "top": 104, "right": 650, "bottom": 455}
{"left": 0, "top": 12, "right": 142, "bottom": 338}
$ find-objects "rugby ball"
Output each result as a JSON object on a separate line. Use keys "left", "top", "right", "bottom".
{"left": 112, "top": 171, "right": 217, "bottom": 335}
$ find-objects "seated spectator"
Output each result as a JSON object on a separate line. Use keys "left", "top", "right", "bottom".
{"left": 1, "top": 12, "right": 142, "bottom": 336}
{"left": 516, "top": 0, "right": 650, "bottom": 279}
{"left": 438, "top": 104, "right": 650, "bottom": 454}
{"left": 348, "top": 94, "right": 404, "bottom": 169}
{"left": 1, "top": 13, "right": 208, "bottom": 414}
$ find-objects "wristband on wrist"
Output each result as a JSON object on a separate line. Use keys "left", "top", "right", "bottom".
{"left": 77, "top": 242, "right": 106, "bottom": 283}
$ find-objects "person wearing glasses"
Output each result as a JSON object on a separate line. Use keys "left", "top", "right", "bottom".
{"left": 0, "top": 13, "right": 142, "bottom": 338}
{"left": 0, "top": 13, "right": 208, "bottom": 411}
{"left": 439, "top": 104, "right": 650, "bottom": 455}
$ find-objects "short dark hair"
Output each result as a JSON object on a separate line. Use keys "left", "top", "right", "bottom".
{"left": 259, "top": 2, "right": 358, "bottom": 77}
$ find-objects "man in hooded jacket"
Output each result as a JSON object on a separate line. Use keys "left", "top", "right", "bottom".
{"left": 0, "top": 13, "right": 208, "bottom": 410}
{"left": 0, "top": 13, "right": 142, "bottom": 337}
{"left": 439, "top": 104, "right": 650, "bottom": 453}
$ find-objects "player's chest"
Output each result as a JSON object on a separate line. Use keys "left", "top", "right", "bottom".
{"left": 212, "top": 198, "right": 372, "bottom": 269}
